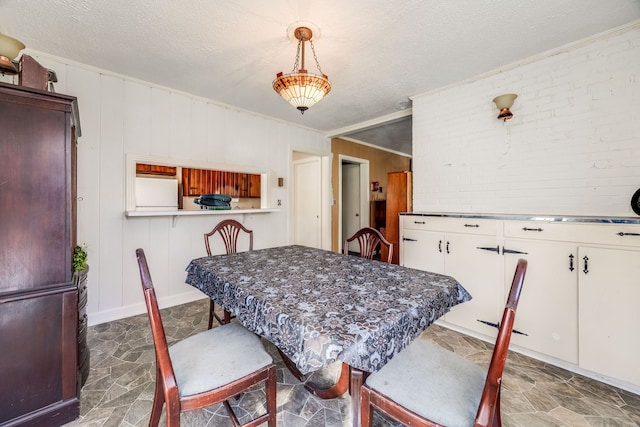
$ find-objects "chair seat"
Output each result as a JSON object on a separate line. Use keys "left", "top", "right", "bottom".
{"left": 169, "top": 322, "right": 273, "bottom": 397}
{"left": 365, "top": 338, "right": 486, "bottom": 427}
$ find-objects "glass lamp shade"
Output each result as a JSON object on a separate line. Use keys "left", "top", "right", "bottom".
{"left": 0, "top": 33, "right": 25, "bottom": 74}
{"left": 492, "top": 93, "right": 517, "bottom": 121}
{"left": 273, "top": 70, "right": 331, "bottom": 113}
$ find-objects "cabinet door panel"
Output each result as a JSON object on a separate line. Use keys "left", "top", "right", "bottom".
{"left": 443, "top": 233, "right": 499, "bottom": 336}
{"left": 249, "top": 174, "right": 261, "bottom": 198}
{"left": 400, "top": 229, "right": 444, "bottom": 273}
{"left": 0, "top": 104, "right": 70, "bottom": 292}
{"left": 504, "top": 239, "right": 578, "bottom": 363}
{"left": 579, "top": 246, "right": 640, "bottom": 386}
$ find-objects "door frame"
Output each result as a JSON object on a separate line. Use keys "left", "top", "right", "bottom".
{"left": 338, "top": 154, "right": 370, "bottom": 251}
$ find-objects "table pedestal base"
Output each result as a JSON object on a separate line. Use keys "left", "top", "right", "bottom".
{"left": 277, "top": 349, "right": 367, "bottom": 426}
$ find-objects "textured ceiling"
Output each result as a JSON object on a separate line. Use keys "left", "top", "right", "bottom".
{"left": 1, "top": 0, "right": 639, "bottom": 155}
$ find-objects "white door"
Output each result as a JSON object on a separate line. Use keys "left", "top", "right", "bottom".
{"left": 293, "top": 157, "right": 321, "bottom": 248}
{"left": 342, "top": 163, "right": 361, "bottom": 253}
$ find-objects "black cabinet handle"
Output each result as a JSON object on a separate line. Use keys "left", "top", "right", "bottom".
{"left": 438, "top": 240, "right": 442, "bottom": 253}
{"left": 414, "top": 221, "right": 426, "bottom": 224}
{"left": 402, "top": 237, "right": 417, "bottom": 242}
{"left": 569, "top": 254, "right": 574, "bottom": 272}
{"left": 583, "top": 255, "right": 589, "bottom": 274}
{"left": 464, "top": 224, "right": 479, "bottom": 228}
{"left": 617, "top": 232, "right": 640, "bottom": 237}
{"left": 446, "top": 241, "right": 450, "bottom": 254}
{"left": 477, "top": 246, "right": 500, "bottom": 253}
{"left": 503, "top": 248, "right": 528, "bottom": 255}
{"left": 522, "top": 227, "right": 543, "bottom": 232}
{"left": 477, "top": 319, "right": 528, "bottom": 336}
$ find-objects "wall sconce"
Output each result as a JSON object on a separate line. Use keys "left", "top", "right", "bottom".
{"left": 492, "top": 94, "right": 517, "bottom": 121}
{"left": 0, "top": 32, "right": 25, "bottom": 75}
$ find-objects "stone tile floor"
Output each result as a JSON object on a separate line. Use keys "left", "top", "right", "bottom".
{"left": 64, "top": 299, "right": 640, "bottom": 426}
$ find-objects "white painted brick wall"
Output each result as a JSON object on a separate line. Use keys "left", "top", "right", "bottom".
{"left": 412, "top": 23, "right": 640, "bottom": 217}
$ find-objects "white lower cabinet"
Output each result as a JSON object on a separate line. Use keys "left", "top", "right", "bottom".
{"left": 442, "top": 233, "right": 500, "bottom": 336}
{"left": 401, "top": 214, "right": 640, "bottom": 390}
{"left": 578, "top": 246, "right": 640, "bottom": 386}
{"left": 503, "top": 239, "right": 578, "bottom": 363}
{"left": 401, "top": 217, "right": 500, "bottom": 336}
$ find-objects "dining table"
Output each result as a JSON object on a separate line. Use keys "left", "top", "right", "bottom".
{"left": 185, "top": 244, "right": 471, "bottom": 426}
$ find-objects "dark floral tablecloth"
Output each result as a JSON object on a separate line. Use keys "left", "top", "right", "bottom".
{"left": 185, "top": 245, "right": 471, "bottom": 375}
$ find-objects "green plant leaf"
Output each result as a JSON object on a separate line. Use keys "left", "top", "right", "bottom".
{"left": 73, "top": 245, "right": 88, "bottom": 271}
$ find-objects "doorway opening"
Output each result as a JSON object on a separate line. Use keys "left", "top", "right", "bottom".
{"left": 339, "top": 155, "right": 370, "bottom": 254}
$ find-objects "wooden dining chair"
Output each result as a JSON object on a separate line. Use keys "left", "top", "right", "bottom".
{"left": 204, "top": 219, "right": 254, "bottom": 328}
{"left": 361, "top": 258, "right": 528, "bottom": 427}
{"left": 344, "top": 226, "right": 393, "bottom": 264}
{"left": 135, "top": 248, "right": 276, "bottom": 427}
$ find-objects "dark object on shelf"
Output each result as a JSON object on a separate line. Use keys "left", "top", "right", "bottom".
{"left": 370, "top": 200, "right": 386, "bottom": 231}
{"left": 195, "top": 194, "right": 232, "bottom": 209}
{"left": 631, "top": 188, "right": 640, "bottom": 216}
{"left": 18, "top": 54, "right": 49, "bottom": 90}
{"left": 0, "top": 82, "right": 81, "bottom": 425}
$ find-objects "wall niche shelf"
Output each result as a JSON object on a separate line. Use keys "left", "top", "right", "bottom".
{"left": 126, "top": 208, "right": 279, "bottom": 217}
{"left": 125, "top": 208, "right": 280, "bottom": 226}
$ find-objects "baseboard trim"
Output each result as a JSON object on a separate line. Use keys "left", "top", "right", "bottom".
{"left": 87, "top": 290, "right": 206, "bottom": 326}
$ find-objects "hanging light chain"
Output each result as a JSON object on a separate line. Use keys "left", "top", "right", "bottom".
{"left": 309, "top": 40, "right": 324, "bottom": 74}
{"left": 291, "top": 39, "right": 302, "bottom": 73}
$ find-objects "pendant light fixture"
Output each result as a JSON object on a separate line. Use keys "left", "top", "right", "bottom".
{"left": 273, "top": 25, "right": 331, "bottom": 114}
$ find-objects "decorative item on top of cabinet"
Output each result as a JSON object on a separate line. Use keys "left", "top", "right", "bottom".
{"left": 384, "top": 171, "right": 412, "bottom": 264}
{"left": 0, "top": 82, "right": 80, "bottom": 425}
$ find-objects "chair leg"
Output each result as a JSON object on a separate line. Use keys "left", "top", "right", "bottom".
{"left": 266, "top": 365, "right": 277, "bottom": 426}
{"left": 208, "top": 299, "right": 215, "bottom": 329}
{"left": 165, "top": 407, "right": 181, "bottom": 427}
{"left": 360, "top": 386, "right": 373, "bottom": 427}
{"left": 224, "top": 309, "right": 232, "bottom": 324}
{"left": 149, "top": 367, "right": 165, "bottom": 427}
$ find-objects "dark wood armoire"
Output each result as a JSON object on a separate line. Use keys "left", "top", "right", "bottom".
{"left": 382, "top": 171, "right": 412, "bottom": 265}
{"left": 0, "top": 82, "right": 81, "bottom": 426}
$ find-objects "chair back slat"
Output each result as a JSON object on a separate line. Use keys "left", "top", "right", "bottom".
{"left": 205, "top": 219, "right": 254, "bottom": 256}
{"left": 344, "top": 227, "right": 394, "bottom": 264}
{"left": 474, "top": 258, "right": 527, "bottom": 426}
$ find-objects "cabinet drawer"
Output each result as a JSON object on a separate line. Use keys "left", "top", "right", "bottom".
{"left": 402, "top": 216, "right": 497, "bottom": 236}
{"left": 504, "top": 221, "right": 640, "bottom": 247}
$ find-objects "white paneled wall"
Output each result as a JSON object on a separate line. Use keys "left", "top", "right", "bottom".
{"left": 412, "top": 23, "right": 640, "bottom": 216}
{"left": 22, "top": 51, "right": 329, "bottom": 325}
